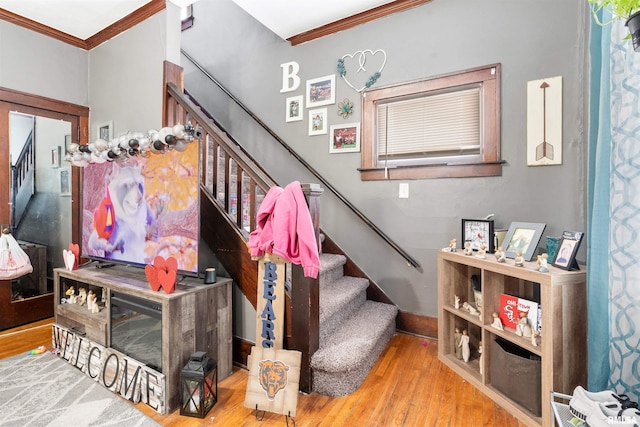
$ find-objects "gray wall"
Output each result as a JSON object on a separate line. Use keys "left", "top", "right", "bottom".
{"left": 181, "top": 0, "right": 590, "bottom": 325}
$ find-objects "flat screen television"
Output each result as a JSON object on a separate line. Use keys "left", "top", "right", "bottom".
{"left": 81, "top": 143, "right": 199, "bottom": 276}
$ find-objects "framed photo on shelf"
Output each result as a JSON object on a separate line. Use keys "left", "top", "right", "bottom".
{"left": 306, "top": 75, "right": 335, "bottom": 108}
{"left": 329, "top": 123, "right": 360, "bottom": 153}
{"left": 503, "top": 222, "right": 546, "bottom": 261}
{"left": 308, "top": 108, "right": 328, "bottom": 136}
{"left": 461, "top": 219, "right": 495, "bottom": 253}
{"left": 552, "top": 230, "right": 584, "bottom": 270}
{"left": 285, "top": 95, "right": 303, "bottom": 122}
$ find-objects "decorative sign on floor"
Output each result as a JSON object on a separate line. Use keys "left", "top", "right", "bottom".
{"left": 51, "top": 324, "right": 166, "bottom": 414}
{"left": 244, "top": 346, "right": 301, "bottom": 417}
{"left": 255, "top": 253, "right": 286, "bottom": 349}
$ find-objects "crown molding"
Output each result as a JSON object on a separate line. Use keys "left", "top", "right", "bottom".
{"left": 0, "top": 0, "right": 165, "bottom": 51}
{"left": 287, "top": 0, "right": 432, "bottom": 46}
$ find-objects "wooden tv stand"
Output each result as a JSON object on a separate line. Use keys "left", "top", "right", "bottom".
{"left": 53, "top": 264, "right": 232, "bottom": 413}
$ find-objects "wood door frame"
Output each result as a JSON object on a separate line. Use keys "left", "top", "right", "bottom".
{"left": 0, "top": 86, "right": 89, "bottom": 330}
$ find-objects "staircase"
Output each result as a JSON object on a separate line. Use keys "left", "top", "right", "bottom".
{"left": 312, "top": 253, "right": 397, "bottom": 396}
{"left": 163, "top": 64, "right": 399, "bottom": 397}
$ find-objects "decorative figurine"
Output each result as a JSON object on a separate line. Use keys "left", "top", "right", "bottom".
{"left": 478, "top": 340, "right": 484, "bottom": 375}
{"left": 87, "top": 290, "right": 99, "bottom": 313}
{"left": 494, "top": 246, "right": 506, "bottom": 263}
{"left": 475, "top": 244, "right": 487, "bottom": 259}
{"left": 455, "top": 328, "right": 463, "bottom": 360}
{"left": 531, "top": 330, "right": 540, "bottom": 347}
{"left": 491, "top": 312, "right": 504, "bottom": 331}
{"left": 449, "top": 238, "right": 457, "bottom": 252}
{"left": 463, "top": 301, "right": 480, "bottom": 316}
{"left": 454, "top": 295, "right": 460, "bottom": 309}
{"left": 460, "top": 329, "right": 470, "bottom": 362}
{"left": 65, "top": 286, "right": 76, "bottom": 304}
{"left": 77, "top": 287, "right": 87, "bottom": 306}
{"left": 514, "top": 251, "right": 524, "bottom": 267}
{"left": 534, "top": 253, "right": 549, "bottom": 272}
{"left": 515, "top": 312, "right": 532, "bottom": 337}
{"left": 463, "top": 241, "right": 473, "bottom": 256}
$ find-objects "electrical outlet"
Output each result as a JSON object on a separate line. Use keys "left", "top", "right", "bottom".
{"left": 399, "top": 183, "right": 409, "bottom": 198}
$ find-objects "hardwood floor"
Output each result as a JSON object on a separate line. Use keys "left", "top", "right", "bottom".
{"left": 0, "top": 320, "right": 525, "bottom": 426}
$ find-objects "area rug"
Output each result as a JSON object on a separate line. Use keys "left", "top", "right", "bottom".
{"left": 0, "top": 350, "right": 161, "bottom": 427}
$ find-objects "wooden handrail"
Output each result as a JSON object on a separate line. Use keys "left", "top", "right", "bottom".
{"left": 180, "top": 49, "right": 420, "bottom": 269}
{"left": 164, "top": 77, "right": 320, "bottom": 392}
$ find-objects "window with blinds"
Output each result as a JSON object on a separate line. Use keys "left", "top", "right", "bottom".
{"left": 360, "top": 64, "right": 501, "bottom": 180}
{"left": 376, "top": 86, "right": 481, "bottom": 165}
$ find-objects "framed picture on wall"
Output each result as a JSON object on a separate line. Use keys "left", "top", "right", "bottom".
{"left": 51, "top": 146, "right": 61, "bottom": 168}
{"left": 60, "top": 168, "right": 71, "bottom": 196}
{"left": 306, "top": 75, "right": 335, "bottom": 108}
{"left": 285, "top": 95, "right": 303, "bottom": 122}
{"left": 97, "top": 120, "right": 113, "bottom": 141}
{"left": 329, "top": 123, "right": 360, "bottom": 153}
{"left": 308, "top": 108, "right": 328, "bottom": 136}
{"left": 502, "top": 222, "right": 546, "bottom": 261}
{"left": 552, "top": 230, "right": 583, "bottom": 270}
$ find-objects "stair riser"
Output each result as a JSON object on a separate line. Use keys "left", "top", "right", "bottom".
{"left": 320, "top": 291, "right": 367, "bottom": 345}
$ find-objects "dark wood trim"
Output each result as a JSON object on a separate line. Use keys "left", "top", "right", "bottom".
{"left": 396, "top": 310, "right": 438, "bottom": 339}
{"left": 232, "top": 336, "right": 254, "bottom": 368}
{"left": 287, "top": 0, "right": 433, "bottom": 46}
{"left": 0, "top": 0, "right": 165, "bottom": 50}
{"left": 0, "top": 7, "right": 86, "bottom": 48}
{"left": 85, "top": 0, "right": 165, "bottom": 50}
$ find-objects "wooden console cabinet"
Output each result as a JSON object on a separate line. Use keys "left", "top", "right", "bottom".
{"left": 437, "top": 250, "right": 586, "bottom": 427}
{"left": 53, "top": 265, "right": 232, "bottom": 413}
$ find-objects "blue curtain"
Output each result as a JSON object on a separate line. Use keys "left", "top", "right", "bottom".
{"left": 587, "top": 8, "right": 611, "bottom": 393}
{"left": 589, "top": 11, "right": 640, "bottom": 399}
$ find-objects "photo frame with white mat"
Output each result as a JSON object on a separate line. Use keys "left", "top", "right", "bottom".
{"left": 551, "top": 230, "right": 583, "bottom": 270}
{"left": 461, "top": 218, "right": 495, "bottom": 253}
{"left": 502, "top": 222, "right": 546, "bottom": 261}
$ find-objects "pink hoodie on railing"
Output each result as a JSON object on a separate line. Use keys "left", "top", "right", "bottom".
{"left": 248, "top": 181, "right": 320, "bottom": 278}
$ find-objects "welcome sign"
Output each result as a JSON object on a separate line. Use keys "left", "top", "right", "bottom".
{"left": 51, "top": 324, "right": 166, "bottom": 414}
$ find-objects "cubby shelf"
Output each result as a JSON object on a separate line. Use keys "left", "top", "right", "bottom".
{"left": 437, "top": 250, "right": 586, "bottom": 427}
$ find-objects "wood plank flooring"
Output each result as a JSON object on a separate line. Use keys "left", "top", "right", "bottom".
{"left": 0, "top": 319, "right": 525, "bottom": 426}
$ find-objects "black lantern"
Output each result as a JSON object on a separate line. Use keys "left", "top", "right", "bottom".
{"left": 180, "top": 351, "right": 217, "bottom": 418}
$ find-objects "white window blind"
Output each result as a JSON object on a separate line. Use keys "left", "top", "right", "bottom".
{"left": 376, "top": 86, "right": 481, "bottom": 162}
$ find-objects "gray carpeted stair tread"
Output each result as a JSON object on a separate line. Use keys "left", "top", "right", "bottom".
{"left": 318, "top": 253, "right": 347, "bottom": 285}
{"left": 311, "top": 300, "right": 398, "bottom": 373}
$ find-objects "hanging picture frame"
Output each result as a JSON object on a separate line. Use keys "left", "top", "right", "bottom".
{"left": 329, "top": 123, "right": 360, "bottom": 153}
{"left": 502, "top": 222, "right": 546, "bottom": 261}
{"left": 97, "top": 120, "right": 113, "bottom": 141}
{"left": 285, "top": 95, "right": 303, "bottom": 122}
{"left": 551, "top": 230, "right": 583, "bottom": 271}
{"left": 308, "top": 108, "right": 327, "bottom": 136}
{"left": 306, "top": 75, "right": 335, "bottom": 108}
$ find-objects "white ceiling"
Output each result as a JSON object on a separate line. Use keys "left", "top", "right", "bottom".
{"left": 230, "top": 0, "right": 395, "bottom": 40}
{"left": 0, "top": 0, "right": 395, "bottom": 41}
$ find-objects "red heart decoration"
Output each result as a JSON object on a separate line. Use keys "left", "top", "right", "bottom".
{"left": 153, "top": 256, "right": 168, "bottom": 272}
{"left": 147, "top": 256, "right": 178, "bottom": 294}
{"left": 68, "top": 243, "right": 80, "bottom": 270}
{"left": 158, "top": 269, "right": 177, "bottom": 294}
{"left": 145, "top": 265, "right": 161, "bottom": 292}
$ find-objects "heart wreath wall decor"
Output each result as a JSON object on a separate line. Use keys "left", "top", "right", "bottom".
{"left": 145, "top": 255, "right": 178, "bottom": 294}
{"left": 337, "top": 49, "right": 387, "bottom": 93}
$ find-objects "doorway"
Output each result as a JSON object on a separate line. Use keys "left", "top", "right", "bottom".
{"left": 0, "top": 87, "right": 89, "bottom": 330}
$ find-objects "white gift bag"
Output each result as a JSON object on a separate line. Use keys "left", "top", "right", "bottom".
{"left": 0, "top": 229, "right": 33, "bottom": 280}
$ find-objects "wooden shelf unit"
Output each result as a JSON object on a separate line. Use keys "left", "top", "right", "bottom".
{"left": 53, "top": 265, "right": 232, "bottom": 413}
{"left": 437, "top": 250, "right": 586, "bottom": 427}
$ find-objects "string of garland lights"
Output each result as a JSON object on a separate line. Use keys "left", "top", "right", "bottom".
{"left": 65, "top": 122, "right": 201, "bottom": 168}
